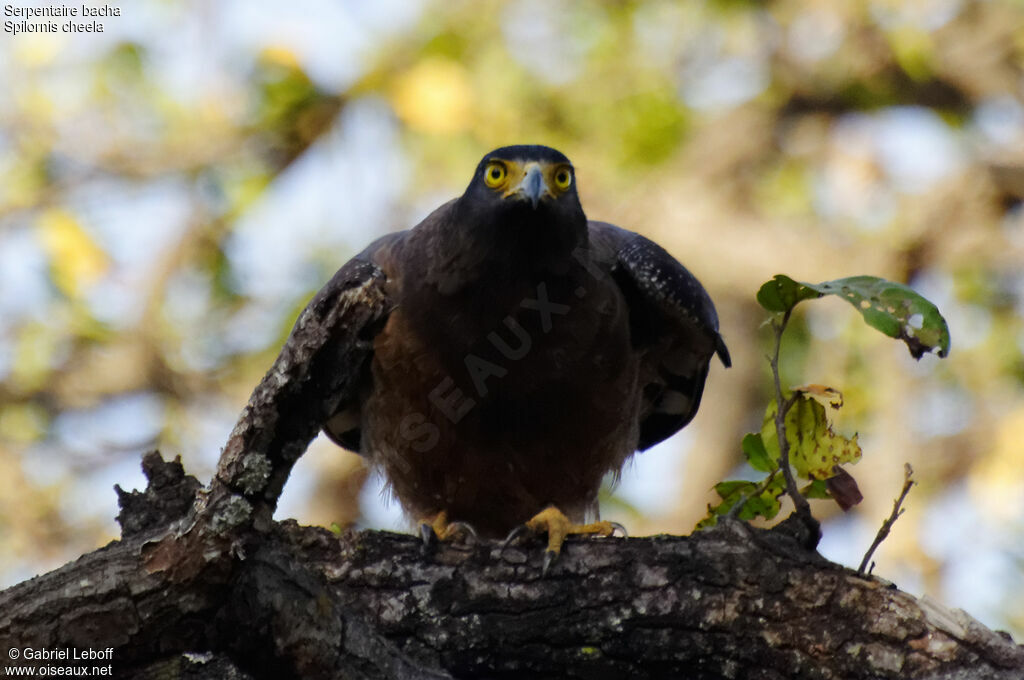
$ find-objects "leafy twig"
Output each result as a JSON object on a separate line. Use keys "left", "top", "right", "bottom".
{"left": 768, "top": 310, "right": 811, "bottom": 519}
{"left": 858, "top": 463, "right": 916, "bottom": 575}
{"left": 725, "top": 469, "right": 780, "bottom": 519}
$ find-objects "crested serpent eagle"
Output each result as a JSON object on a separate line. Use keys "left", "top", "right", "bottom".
{"left": 311, "top": 145, "right": 730, "bottom": 560}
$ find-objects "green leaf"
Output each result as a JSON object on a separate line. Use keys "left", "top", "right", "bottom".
{"left": 738, "top": 475, "right": 786, "bottom": 520}
{"left": 697, "top": 475, "right": 786, "bottom": 529}
{"left": 761, "top": 396, "right": 862, "bottom": 481}
{"left": 756, "top": 275, "right": 822, "bottom": 313}
{"left": 696, "top": 515, "right": 718, "bottom": 530}
{"left": 697, "top": 481, "right": 755, "bottom": 529}
{"left": 710, "top": 481, "right": 759, "bottom": 511}
{"left": 756, "top": 274, "right": 951, "bottom": 359}
{"left": 806, "top": 276, "right": 950, "bottom": 359}
{"left": 800, "top": 479, "right": 831, "bottom": 499}
{"left": 742, "top": 433, "right": 775, "bottom": 472}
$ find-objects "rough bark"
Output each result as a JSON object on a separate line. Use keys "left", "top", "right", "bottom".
{"left": 1, "top": 263, "right": 1022, "bottom": 679}
{"left": 1, "top": 460, "right": 1021, "bottom": 679}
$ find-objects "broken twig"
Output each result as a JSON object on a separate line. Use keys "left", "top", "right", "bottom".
{"left": 858, "top": 463, "right": 916, "bottom": 575}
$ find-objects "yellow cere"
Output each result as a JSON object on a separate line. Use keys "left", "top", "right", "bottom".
{"left": 484, "top": 160, "right": 574, "bottom": 197}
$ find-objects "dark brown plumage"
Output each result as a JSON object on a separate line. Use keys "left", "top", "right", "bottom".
{"left": 319, "top": 145, "right": 729, "bottom": 540}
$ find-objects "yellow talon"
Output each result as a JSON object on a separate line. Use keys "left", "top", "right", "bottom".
{"left": 419, "top": 510, "right": 477, "bottom": 544}
{"left": 523, "top": 506, "right": 619, "bottom": 557}
{"left": 422, "top": 510, "right": 454, "bottom": 541}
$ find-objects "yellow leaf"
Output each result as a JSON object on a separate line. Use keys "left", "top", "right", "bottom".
{"left": 793, "top": 384, "right": 843, "bottom": 409}
{"left": 762, "top": 395, "right": 861, "bottom": 481}
{"left": 36, "top": 208, "right": 108, "bottom": 297}
{"left": 391, "top": 58, "right": 473, "bottom": 135}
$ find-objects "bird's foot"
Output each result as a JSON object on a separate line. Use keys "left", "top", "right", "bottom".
{"left": 502, "top": 506, "right": 626, "bottom": 573}
{"left": 418, "top": 510, "right": 477, "bottom": 551}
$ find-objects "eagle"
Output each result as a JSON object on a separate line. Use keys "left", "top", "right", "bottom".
{"left": 313, "top": 145, "right": 729, "bottom": 561}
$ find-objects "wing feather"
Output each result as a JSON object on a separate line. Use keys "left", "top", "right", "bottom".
{"left": 314, "top": 233, "right": 402, "bottom": 453}
{"left": 589, "top": 221, "right": 729, "bottom": 450}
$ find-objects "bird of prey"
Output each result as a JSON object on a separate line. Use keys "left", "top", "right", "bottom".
{"left": 317, "top": 144, "right": 729, "bottom": 560}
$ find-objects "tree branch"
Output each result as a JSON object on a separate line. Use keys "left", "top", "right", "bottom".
{"left": 2, "top": 467, "right": 1021, "bottom": 679}
{"left": 1, "top": 260, "right": 1019, "bottom": 678}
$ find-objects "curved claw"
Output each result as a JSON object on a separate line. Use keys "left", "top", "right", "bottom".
{"left": 542, "top": 550, "right": 557, "bottom": 575}
{"left": 419, "top": 512, "right": 479, "bottom": 552}
{"left": 607, "top": 521, "right": 628, "bottom": 538}
{"left": 420, "top": 522, "right": 438, "bottom": 553}
{"left": 499, "top": 524, "right": 531, "bottom": 554}
{"left": 447, "top": 520, "right": 479, "bottom": 546}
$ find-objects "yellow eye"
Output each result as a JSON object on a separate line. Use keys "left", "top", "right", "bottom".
{"left": 484, "top": 162, "right": 507, "bottom": 188}
{"left": 553, "top": 166, "right": 572, "bottom": 191}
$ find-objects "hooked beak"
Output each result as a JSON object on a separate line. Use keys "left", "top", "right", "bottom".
{"left": 516, "top": 164, "right": 547, "bottom": 209}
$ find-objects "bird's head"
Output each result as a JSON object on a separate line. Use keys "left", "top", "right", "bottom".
{"left": 470, "top": 145, "right": 576, "bottom": 209}
{"left": 456, "top": 145, "right": 587, "bottom": 250}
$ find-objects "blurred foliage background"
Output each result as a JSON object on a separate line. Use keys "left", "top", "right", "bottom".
{"left": 1, "top": 0, "right": 1023, "bottom": 637}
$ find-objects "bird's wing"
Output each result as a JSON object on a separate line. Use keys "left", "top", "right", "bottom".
{"left": 589, "top": 221, "right": 730, "bottom": 451}
{"left": 315, "top": 232, "right": 403, "bottom": 453}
